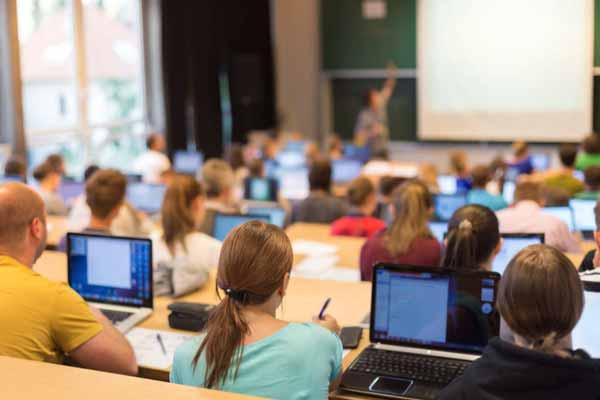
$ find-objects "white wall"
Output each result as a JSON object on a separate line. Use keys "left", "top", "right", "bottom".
{"left": 271, "top": 0, "right": 321, "bottom": 141}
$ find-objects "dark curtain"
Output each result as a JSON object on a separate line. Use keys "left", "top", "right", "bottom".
{"left": 161, "top": 0, "right": 275, "bottom": 159}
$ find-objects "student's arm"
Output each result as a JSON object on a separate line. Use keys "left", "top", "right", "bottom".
{"left": 69, "top": 307, "right": 138, "bottom": 376}
{"left": 379, "top": 63, "right": 397, "bottom": 101}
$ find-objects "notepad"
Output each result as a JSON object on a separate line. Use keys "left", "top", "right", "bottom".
{"left": 292, "top": 240, "right": 338, "bottom": 256}
{"left": 126, "top": 328, "right": 193, "bottom": 370}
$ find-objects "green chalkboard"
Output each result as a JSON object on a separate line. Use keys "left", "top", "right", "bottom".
{"left": 322, "top": 0, "right": 416, "bottom": 70}
{"left": 331, "top": 78, "right": 416, "bottom": 141}
{"left": 596, "top": 0, "right": 600, "bottom": 67}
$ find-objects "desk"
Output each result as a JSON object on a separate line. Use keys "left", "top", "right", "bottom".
{"left": 46, "top": 215, "right": 68, "bottom": 249}
{"left": 285, "top": 223, "right": 365, "bottom": 269}
{"left": 33, "top": 252, "right": 372, "bottom": 381}
{"left": 1, "top": 356, "right": 261, "bottom": 400}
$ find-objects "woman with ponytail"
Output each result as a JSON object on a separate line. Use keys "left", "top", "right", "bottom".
{"left": 152, "top": 175, "right": 222, "bottom": 295}
{"left": 442, "top": 204, "right": 502, "bottom": 271}
{"left": 170, "top": 221, "right": 343, "bottom": 399}
{"left": 359, "top": 180, "right": 441, "bottom": 281}
{"left": 439, "top": 245, "right": 600, "bottom": 399}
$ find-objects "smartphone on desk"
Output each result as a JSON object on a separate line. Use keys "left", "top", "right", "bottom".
{"left": 340, "top": 327, "right": 363, "bottom": 349}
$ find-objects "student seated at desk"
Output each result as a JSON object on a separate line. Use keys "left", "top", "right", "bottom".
{"left": 0, "top": 183, "right": 136, "bottom": 375}
{"left": 198, "top": 159, "right": 239, "bottom": 235}
{"left": 58, "top": 169, "right": 127, "bottom": 251}
{"left": 439, "top": 245, "right": 600, "bottom": 400}
{"left": 543, "top": 144, "right": 584, "bottom": 197}
{"left": 373, "top": 176, "right": 405, "bottom": 221}
{"left": 153, "top": 175, "right": 221, "bottom": 296}
{"left": 331, "top": 177, "right": 385, "bottom": 238}
{"left": 579, "top": 199, "right": 600, "bottom": 272}
{"left": 576, "top": 133, "right": 600, "bottom": 171}
{"left": 496, "top": 182, "right": 580, "bottom": 253}
{"left": 575, "top": 166, "right": 600, "bottom": 200}
{"left": 171, "top": 221, "right": 343, "bottom": 399}
{"left": 132, "top": 132, "right": 171, "bottom": 184}
{"left": 360, "top": 180, "right": 441, "bottom": 281}
{"left": 442, "top": 204, "right": 502, "bottom": 271}
{"left": 4, "top": 154, "right": 27, "bottom": 182}
{"left": 291, "top": 158, "right": 348, "bottom": 224}
{"left": 507, "top": 140, "right": 534, "bottom": 176}
{"left": 33, "top": 161, "right": 68, "bottom": 216}
{"left": 467, "top": 165, "right": 508, "bottom": 211}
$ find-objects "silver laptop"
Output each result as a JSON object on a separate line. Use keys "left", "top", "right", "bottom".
{"left": 67, "top": 233, "right": 153, "bottom": 333}
{"left": 341, "top": 264, "right": 500, "bottom": 399}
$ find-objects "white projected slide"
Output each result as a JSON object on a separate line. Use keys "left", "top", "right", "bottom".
{"left": 388, "top": 278, "right": 448, "bottom": 342}
{"left": 87, "top": 238, "right": 132, "bottom": 289}
{"left": 418, "top": 0, "right": 593, "bottom": 142}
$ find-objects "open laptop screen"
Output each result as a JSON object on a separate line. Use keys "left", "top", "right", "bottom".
{"left": 332, "top": 159, "right": 362, "bottom": 184}
{"left": 174, "top": 150, "right": 204, "bottom": 175}
{"left": 433, "top": 194, "right": 468, "bottom": 222}
{"left": 244, "top": 177, "right": 279, "bottom": 202}
{"left": 437, "top": 175, "right": 457, "bottom": 195}
{"left": 276, "top": 167, "right": 309, "bottom": 200}
{"left": 570, "top": 199, "right": 597, "bottom": 232}
{"left": 492, "top": 234, "right": 544, "bottom": 275}
{"left": 67, "top": 233, "right": 153, "bottom": 308}
{"left": 542, "top": 207, "right": 574, "bottom": 231}
{"left": 59, "top": 180, "right": 85, "bottom": 206}
{"left": 212, "top": 213, "right": 271, "bottom": 241}
{"left": 246, "top": 207, "right": 286, "bottom": 228}
{"left": 371, "top": 264, "right": 500, "bottom": 354}
{"left": 429, "top": 221, "right": 447, "bottom": 243}
{"left": 126, "top": 183, "right": 167, "bottom": 214}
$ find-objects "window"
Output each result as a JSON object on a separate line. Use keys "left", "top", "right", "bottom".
{"left": 17, "top": 0, "right": 147, "bottom": 177}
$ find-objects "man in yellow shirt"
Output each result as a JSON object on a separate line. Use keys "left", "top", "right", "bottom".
{"left": 0, "top": 182, "right": 137, "bottom": 375}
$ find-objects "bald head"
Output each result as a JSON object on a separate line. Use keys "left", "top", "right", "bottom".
{"left": 0, "top": 183, "right": 46, "bottom": 249}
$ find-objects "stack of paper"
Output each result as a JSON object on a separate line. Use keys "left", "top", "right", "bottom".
{"left": 292, "top": 240, "right": 338, "bottom": 256}
{"left": 126, "top": 328, "right": 194, "bottom": 369}
{"left": 292, "top": 255, "right": 360, "bottom": 282}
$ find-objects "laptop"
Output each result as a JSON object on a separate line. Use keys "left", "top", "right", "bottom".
{"left": 433, "top": 193, "right": 468, "bottom": 222}
{"left": 530, "top": 153, "right": 550, "bottom": 171}
{"left": 437, "top": 176, "right": 457, "bottom": 195}
{"left": 244, "top": 177, "right": 279, "bottom": 202}
{"left": 174, "top": 150, "right": 204, "bottom": 175}
{"left": 492, "top": 234, "right": 544, "bottom": 275}
{"left": 126, "top": 182, "right": 167, "bottom": 214}
{"left": 570, "top": 198, "right": 597, "bottom": 239}
{"left": 67, "top": 233, "right": 153, "bottom": 333}
{"left": 542, "top": 206, "right": 575, "bottom": 232}
{"left": 212, "top": 213, "right": 271, "bottom": 241}
{"left": 341, "top": 264, "right": 500, "bottom": 399}
{"left": 59, "top": 180, "right": 85, "bottom": 206}
{"left": 332, "top": 159, "right": 363, "bottom": 184}
{"left": 344, "top": 145, "right": 371, "bottom": 164}
{"left": 428, "top": 221, "right": 447, "bottom": 243}
{"left": 276, "top": 167, "right": 309, "bottom": 200}
{"left": 246, "top": 206, "right": 286, "bottom": 228}
{"left": 502, "top": 181, "right": 516, "bottom": 204}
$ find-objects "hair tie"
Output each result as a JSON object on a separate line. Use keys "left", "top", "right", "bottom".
{"left": 459, "top": 219, "right": 473, "bottom": 231}
{"left": 219, "top": 283, "right": 248, "bottom": 303}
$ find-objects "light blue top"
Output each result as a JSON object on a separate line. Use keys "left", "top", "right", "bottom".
{"left": 467, "top": 189, "right": 508, "bottom": 211}
{"left": 170, "top": 322, "right": 343, "bottom": 400}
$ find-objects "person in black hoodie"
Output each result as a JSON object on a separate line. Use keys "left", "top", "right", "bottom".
{"left": 438, "top": 244, "right": 600, "bottom": 400}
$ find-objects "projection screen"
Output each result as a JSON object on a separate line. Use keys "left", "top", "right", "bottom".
{"left": 417, "top": 0, "right": 594, "bottom": 142}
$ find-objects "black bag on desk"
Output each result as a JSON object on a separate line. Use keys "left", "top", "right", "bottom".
{"left": 167, "top": 302, "right": 213, "bottom": 331}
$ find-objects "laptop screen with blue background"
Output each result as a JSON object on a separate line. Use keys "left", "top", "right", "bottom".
{"left": 244, "top": 177, "right": 278, "bottom": 202}
{"left": 542, "top": 207, "right": 574, "bottom": 231}
{"left": 59, "top": 181, "right": 85, "bottom": 205}
{"left": 429, "top": 221, "right": 447, "bottom": 243}
{"left": 434, "top": 194, "right": 467, "bottom": 222}
{"left": 174, "top": 151, "right": 204, "bottom": 175}
{"left": 372, "top": 266, "right": 500, "bottom": 354}
{"left": 246, "top": 207, "right": 286, "bottom": 228}
{"left": 67, "top": 234, "right": 152, "bottom": 308}
{"left": 570, "top": 199, "right": 596, "bottom": 232}
{"left": 332, "top": 159, "right": 362, "bottom": 184}
{"left": 126, "top": 183, "right": 167, "bottom": 214}
{"left": 212, "top": 214, "right": 271, "bottom": 241}
{"left": 492, "top": 234, "right": 544, "bottom": 275}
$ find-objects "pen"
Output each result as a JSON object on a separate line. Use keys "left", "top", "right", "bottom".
{"left": 318, "top": 297, "right": 332, "bottom": 320}
{"left": 156, "top": 333, "right": 167, "bottom": 355}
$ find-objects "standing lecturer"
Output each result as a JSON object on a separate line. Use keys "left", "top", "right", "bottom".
{"left": 354, "top": 63, "right": 397, "bottom": 157}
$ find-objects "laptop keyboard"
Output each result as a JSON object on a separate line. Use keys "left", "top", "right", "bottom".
{"left": 350, "top": 348, "right": 469, "bottom": 385}
{"left": 101, "top": 309, "right": 133, "bottom": 324}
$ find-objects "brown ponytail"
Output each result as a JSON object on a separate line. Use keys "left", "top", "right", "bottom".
{"left": 442, "top": 204, "right": 500, "bottom": 270}
{"left": 161, "top": 175, "right": 204, "bottom": 255}
{"left": 192, "top": 221, "right": 293, "bottom": 388}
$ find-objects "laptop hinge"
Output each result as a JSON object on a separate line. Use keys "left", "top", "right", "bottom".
{"left": 373, "top": 343, "right": 480, "bottom": 362}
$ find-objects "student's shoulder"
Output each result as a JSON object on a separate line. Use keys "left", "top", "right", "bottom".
{"left": 285, "top": 323, "right": 341, "bottom": 349}
{"left": 173, "top": 335, "right": 205, "bottom": 366}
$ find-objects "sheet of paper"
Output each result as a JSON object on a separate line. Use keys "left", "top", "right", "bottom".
{"left": 292, "top": 240, "right": 338, "bottom": 256}
{"left": 343, "top": 349, "right": 351, "bottom": 359}
{"left": 126, "top": 328, "right": 193, "bottom": 370}
{"left": 293, "top": 255, "right": 339, "bottom": 275}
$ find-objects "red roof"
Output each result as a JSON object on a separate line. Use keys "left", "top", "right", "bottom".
{"left": 21, "top": 7, "right": 139, "bottom": 81}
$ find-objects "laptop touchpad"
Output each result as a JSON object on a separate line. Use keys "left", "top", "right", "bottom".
{"left": 369, "top": 376, "right": 413, "bottom": 396}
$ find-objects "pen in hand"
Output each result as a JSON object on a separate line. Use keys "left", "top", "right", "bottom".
{"left": 318, "top": 297, "right": 332, "bottom": 320}
{"left": 156, "top": 333, "right": 167, "bottom": 355}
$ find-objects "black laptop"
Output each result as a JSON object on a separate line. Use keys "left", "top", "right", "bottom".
{"left": 340, "top": 264, "right": 501, "bottom": 399}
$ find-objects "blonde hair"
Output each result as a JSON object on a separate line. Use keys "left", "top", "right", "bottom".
{"left": 449, "top": 151, "right": 468, "bottom": 175}
{"left": 202, "top": 159, "right": 235, "bottom": 198}
{"left": 512, "top": 140, "right": 529, "bottom": 158}
{"left": 384, "top": 180, "right": 433, "bottom": 255}
{"left": 161, "top": 175, "right": 204, "bottom": 255}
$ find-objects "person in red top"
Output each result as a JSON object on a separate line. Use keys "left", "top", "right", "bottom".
{"left": 331, "top": 177, "right": 385, "bottom": 238}
{"left": 359, "top": 180, "right": 441, "bottom": 281}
